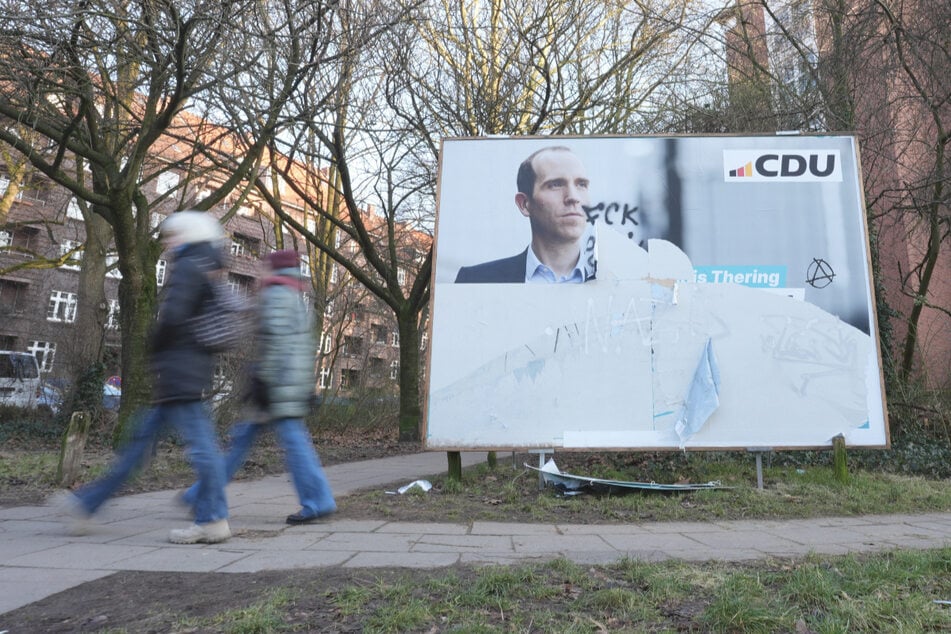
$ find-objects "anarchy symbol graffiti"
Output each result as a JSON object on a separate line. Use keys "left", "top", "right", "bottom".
{"left": 806, "top": 258, "right": 835, "bottom": 288}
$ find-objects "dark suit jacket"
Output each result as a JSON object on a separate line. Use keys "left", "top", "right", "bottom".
{"left": 454, "top": 250, "right": 527, "bottom": 283}
{"left": 455, "top": 248, "right": 596, "bottom": 283}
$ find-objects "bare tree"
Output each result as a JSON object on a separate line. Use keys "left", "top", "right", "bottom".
{"left": 255, "top": 0, "right": 707, "bottom": 441}
{"left": 0, "top": 0, "right": 348, "bottom": 435}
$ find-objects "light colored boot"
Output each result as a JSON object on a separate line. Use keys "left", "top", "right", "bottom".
{"left": 168, "top": 519, "right": 231, "bottom": 544}
{"left": 49, "top": 490, "right": 93, "bottom": 536}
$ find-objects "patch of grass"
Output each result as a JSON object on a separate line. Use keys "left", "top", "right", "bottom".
{"left": 343, "top": 453, "right": 951, "bottom": 525}
{"left": 186, "top": 588, "right": 299, "bottom": 634}
{"left": 183, "top": 549, "right": 951, "bottom": 632}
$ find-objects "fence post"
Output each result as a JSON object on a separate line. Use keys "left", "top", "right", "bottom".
{"left": 57, "top": 411, "right": 91, "bottom": 487}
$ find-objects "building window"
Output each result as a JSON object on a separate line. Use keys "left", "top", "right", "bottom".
{"left": 155, "top": 171, "right": 180, "bottom": 195}
{"left": 47, "top": 291, "right": 77, "bottom": 323}
{"left": 230, "top": 233, "right": 259, "bottom": 258}
{"left": 330, "top": 264, "right": 338, "bottom": 284}
{"left": 66, "top": 198, "right": 83, "bottom": 220}
{"left": 397, "top": 268, "right": 406, "bottom": 285}
{"left": 368, "top": 357, "right": 386, "bottom": 377}
{"left": 0, "top": 279, "right": 28, "bottom": 314}
{"left": 318, "top": 366, "right": 331, "bottom": 388}
{"left": 372, "top": 324, "right": 387, "bottom": 344}
{"left": 342, "top": 335, "right": 363, "bottom": 357}
{"left": 300, "top": 255, "right": 311, "bottom": 278}
{"left": 60, "top": 240, "right": 83, "bottom": 271}
{"left": 28, "top": 341, "right": 56, "bottom": 372}
{"left": 339, "top": 368, "right": 360, "bottom": 390}
{"left": 421, "top": 332, "right": 428, "bottom": 351}
{"left": 390, "top": 360, "right": 399, "bottom": 380}
{"left": 227, "top": 273, "right": 254, "bottom": 296}
{"left": 319, "top": 331, "right": 332, "bottom": 355}
{"left": 106, "top": 254, "right": 122, "bottom": 279}
{"left": 324, "top": 298, "right": 333, "bottom": 317}
{"left": 106, "top": 299, "right": 120, "bottom": 329}
{"left": 3, "top": 226, "right": 38, "bottom": 251}
{"left": 196, "top": 188, "right": 211, "bottom": 202}
{"left": 391, "top": 331, "right": 400, "bottom": 347}
{"left": 237, "top": 205, "right": 254, "bottom": 217}
{"left": 156, "top": 259, "right": 167, "bottom": 286}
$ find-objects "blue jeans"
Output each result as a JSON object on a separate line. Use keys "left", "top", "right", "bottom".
{"left": 74, "top": 401, "right": 228, "bottom": 524}
{"left": 183, "top": 418, "right": 336, "bottom": 518}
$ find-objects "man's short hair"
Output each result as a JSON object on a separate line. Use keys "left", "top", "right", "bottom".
{"left": 516, "top": 146, "right": 575, "bottom": 198}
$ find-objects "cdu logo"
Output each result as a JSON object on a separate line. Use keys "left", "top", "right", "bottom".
{"left": 723, "top": 150, "right": 842, "bottom": 182}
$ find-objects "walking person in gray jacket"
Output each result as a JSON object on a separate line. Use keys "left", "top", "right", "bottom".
{"left": 181, "top": 249, "right": 336, "bottom": 523}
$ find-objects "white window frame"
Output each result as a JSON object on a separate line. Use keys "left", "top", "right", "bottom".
{"left": 0, "top": 230, "right": 12, "bottom": 248}
{"left": 397, "top": 268, "right": 406, "bottom": 285}
{"left": 60, "top": 240, "right": 83, "bottom": 271}
{"left": 319, "top": 331, "right": 332, "bottom": 355}
{"left": 47, "top": 291, "right": 77, "bottom": 323}
{"left": 28, "top": 341, "right": 56, "bottom": 372}
{"left": 318, "top": 366, "right": 331, "bottom": 389}
{"left": 106, "top": 299, "right": 120, "bottom": 329}
{"left": 391, "top": 331, "right": 400, "bottom": 347}
{"left": 300, "top": 255, "right": 311, "bottom": 278}
{"left": 66, "top": 198, "right": 83, "bottom": 220}
{"left": 155, "top": 171, "right": 180, "bottom": 195}
{"left": 390, "top": 360, "right": 399, "bottom": 380}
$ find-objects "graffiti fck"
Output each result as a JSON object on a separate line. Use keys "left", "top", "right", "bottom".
{"left": 583, "top": 202, "right": 639, "bottom": 229}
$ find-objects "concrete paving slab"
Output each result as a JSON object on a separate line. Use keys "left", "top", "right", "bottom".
{"left": 413, "top": 534, "right": 512, "bottom": 553}
{"left": 684, "top": 529, "right": 804, "bottom": 553}
{"left": 344, "top": 551, "right": 459, "bottom": 568}
{"left": 306, "top": 531, "right": 420, "bottom": 552}
{"left": 103, "top": 547, "right": 253, "bottom": 573}
{"left": 512, "top": 534, "right": 616, "bottom": 555}
{"left": 0, "top": 568, "right": 116, "bottom": 614}
{"left": 470, "top": 521, "right": 560, "bottom": 535}
{"left": 377, "top": 522, "right": 470, "bottom": 535}
{"left": 219, "top": 549, "right": 354, "bottom": 573}
{"left": 5, "top": 542, "right": 159, "bottom": 569}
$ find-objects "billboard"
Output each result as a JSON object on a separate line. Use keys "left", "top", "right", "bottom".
{"left": 425, "top": 135, "right": 888, "bottom": 451}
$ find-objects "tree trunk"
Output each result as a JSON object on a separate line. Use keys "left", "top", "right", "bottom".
{"left": 397, "top": 308, "right": 421, "bottom": 442}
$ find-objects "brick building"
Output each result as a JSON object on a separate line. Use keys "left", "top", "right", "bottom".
{"left": 0, "top": 144, "right": 422, "bottom": 403}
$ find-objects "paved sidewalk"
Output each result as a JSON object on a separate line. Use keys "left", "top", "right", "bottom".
{"left": 3, "top": 451, "right": 951, "bottom": 615}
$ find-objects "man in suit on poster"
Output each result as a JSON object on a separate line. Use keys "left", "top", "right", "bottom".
{"left": 455, "top": 146, "right": 596, "bottom": 284}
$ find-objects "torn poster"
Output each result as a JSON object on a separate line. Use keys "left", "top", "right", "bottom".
{"left": 674, "top": 337, "right": 721, "bottom": 447}
{"left": 525, "top": 459, "right": 730, "bottom": 493}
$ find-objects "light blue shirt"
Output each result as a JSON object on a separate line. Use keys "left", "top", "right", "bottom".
{"left": 525, "top": 246, "right": 589, "bottom": 284}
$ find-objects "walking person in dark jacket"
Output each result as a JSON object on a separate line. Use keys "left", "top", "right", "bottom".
{"left": 181, "top": 249, "right": 336, "bottom": 524}
{"left": 53, "top": 210, "right": 231, "bottom": 544}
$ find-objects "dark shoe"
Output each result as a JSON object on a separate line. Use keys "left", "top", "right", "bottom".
{"left": 286, "top": 509, "right": 335, "bottom": 525}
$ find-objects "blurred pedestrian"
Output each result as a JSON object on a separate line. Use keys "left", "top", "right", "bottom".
{"left": 53, "top": 210, "right": 231, "bottom": 544}
{"left": 180, "top": 249, "right": 336, "bottom": 524}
